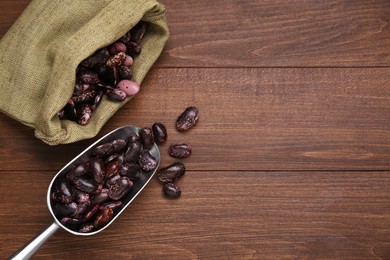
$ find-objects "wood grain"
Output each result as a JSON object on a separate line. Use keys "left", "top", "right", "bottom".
{"left": 1, "top": 68, "right": 389, "bottom": 171}
{"left": 1, "top": 1, "right": 390, "bottom": 259}
{"left": 1, "top": 170, "right": 389, "bottom": 259}
{"left": 2, "top": 1, "right": 390, "bottom": 67}
{"left": 158, "top": 0, "right": 390, "bottom": 67}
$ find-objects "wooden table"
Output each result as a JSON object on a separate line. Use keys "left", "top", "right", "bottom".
{"left": 1, "top": 1, "right": 390, "bottom": 259}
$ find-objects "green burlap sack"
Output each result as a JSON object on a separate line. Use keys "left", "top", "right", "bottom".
{"left": 0, "top": 0, "right": 169, "bottom": 145}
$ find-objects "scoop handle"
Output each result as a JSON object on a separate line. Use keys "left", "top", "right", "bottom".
{"left": 8, "top": 222, "right": 60, "bottom": 260}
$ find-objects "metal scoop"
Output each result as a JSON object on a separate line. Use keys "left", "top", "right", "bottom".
{"left": 9, "top": 125, "right": 160, "bottom": 260}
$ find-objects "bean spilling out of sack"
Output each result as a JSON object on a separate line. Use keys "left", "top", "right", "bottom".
{"left": 57, "top": 21, "right": 147, "bottom": 125}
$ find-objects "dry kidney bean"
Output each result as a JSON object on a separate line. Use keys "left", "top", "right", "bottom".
{"left": 157, "top": 162, "right": 185, "bottom": 183}
{"left": 106, "top": 87, "right": 127, "bottom": 102}
{"left": 77, "top": 67, "right": 100, "bottom": 84}
{"left": 168, "top": 143, "right": 192, "bottom": 158}
{"left": 108, "top": 177, "right": 133, "bottom": 200}
{"left": 77, "top": 104, "right": 93, "bottom": 126}
{"left": 58, "top": 21, "right": 147, "bottom": 125}
{"left": 118, "top": 66, "right": 132, "bottom": 80}
{"left": 89, "top": 157, "right": 105, "bottom": 184}
{"left": 72, "top": 176, "right": 98, "bottom": 194}
{"left": 176, "top": 106, "right": 199, "bottom": 131}
{"left": 81, "top": 48, "right": 110, "bottom": 68}
{"left": 163, "top": 183, "right": 181, "bottom": 198}
{"left": 53, "top": 202, "right": 78, "bottom": 218}
{"left": 124, "top": 142, "right": 142, "bottom": 162}
{"left": 139, "top": 127, "right": 154, "bottom": 150}
{"left": 66, "top": 163, "right": 88, "bottom": 181}
{"left": 138, "top": 149, "right": 158, "bottom": 171}
{"left": 152, "top": 122, "right": 167, "bottom": 144}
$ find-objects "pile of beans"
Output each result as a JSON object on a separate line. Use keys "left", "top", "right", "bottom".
{"left": 50, "top": 131, "right": 158, "bottom": 233}
{"left": 58, "top": 21, "right": 147, "bottom": 125}
{"left": 51, "top": 106, "right": 199, "bottom": 233}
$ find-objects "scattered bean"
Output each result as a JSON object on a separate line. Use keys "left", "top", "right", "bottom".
{"left": 176, "top": 106, "right": 199, "bottom": 131}
{"left": 152, "top": 122, "right": 167, "bottom": 144}
{"left": 163, "top": 183, "right": 181, "bottom": 199}
{"left": 157, "top": 162, "right": 185, "bottom": 183}
{"left": 168, "top": 143, "right": 192, "bottom": 158}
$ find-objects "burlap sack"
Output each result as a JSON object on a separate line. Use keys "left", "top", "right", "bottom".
{"left": 0, "top": 0, "right": 169, "bottom": 145}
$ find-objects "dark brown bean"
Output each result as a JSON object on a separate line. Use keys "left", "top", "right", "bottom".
{"left": 77, "top": 104, "right": 92, "bottom": 126}
{"left": 108, "top": 177, "right": 133, "bottom": 200}
{"left": 119, "top": 162, "right": 143, "bottom": 180}
{"left": 71, "top": 90, "right": 97, "bottom": 103}
{"left": 176, "top": 106, "right": 199, "bottom": 131}
{"left": 91, "top": 90, "right": 104, "bottom": 111}
{"left": 118, "top": 65, "right": 132, "bottom": 80}
{"left": 111, "top": 139, "right": 127, "bottom": 152}
{"left": 82, "top": 204, "right": 100, "bottom": 222}
{"left": 168, "top": 143, "right": 192, "bottom": 158}
{"left": 130, "top": 21, "right": 147, "bottom": 44}
{"left": 81, "top": 48, "right": 110, "bottom": 68}
{"left": 74, "top": 201, "right": 91, "bottom": 219}
{"left": 152, "top": 122, "right": 167, "bottom": 144}
{"left": 95, "top": 64, "right": 110, "bottom": 83}
{"left": 106, "top": 66, "right": 119, "bottom": 85}
{"left": 53, "top": 202, "right": 78, "bottom": 218}
{"left": 67, "top": 163, "right": 88, "bottom": 181}
{"left": 93, "top": 143, "right": 114, "bottom": 157}
{"left": 51, "top": 179, "right": 73, "bottom": 204}
{"left": 138, "top": 149, "right": 158, "bottom": 171}
{"left": 70, "top": 187, "right": 90, "bottom": 203}
{"left": 94, "top": 208, "right": 114, "bottom": 228}
{"left": 91, "top": 189, "right": 109, "bottom": 205}
{"left": 61, "top": 99, "right": 77, "bottom": 120}
{"left": 105, "top": 173, "right": 121, "bottom": 188}
{"left": 125, "top": 41, "right": 141, "bottom": 56}
{"left": 106, "top": 88, "right": 127, "bottom": 102}
{"left": 157, "top": 162, "right": 185, "bottom": 183}
{"left": 163, "top": 183, "right": 181, "bottom": 199}
{"left": 124, "top": 142, "right": 142, "bottom": 162}
{"left": 139, "top": 127, "right": 154, "bottom": 150}
{"left": 105, "top": 160, "right": 119, "bottom": 178}
{"left": 89, "top": 157, "right": 106, "bottom": 184}
{"left": 73, "top": 82, "right": 92, "bottom": 96}
{"left": 77, "top": 67, "right": 100, "bottom": 84}
{"left": 119, "top": 31, "right": 132, "bottom": 44}
{"left": 72, "top": 176, "right": 98, "bottom": 194}
{"left": 127, "top": 133, "right": 140, "bottom": 144}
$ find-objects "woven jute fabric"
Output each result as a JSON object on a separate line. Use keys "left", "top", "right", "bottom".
{"left": 0, "top": 0, "right": 169, "bottom": 145}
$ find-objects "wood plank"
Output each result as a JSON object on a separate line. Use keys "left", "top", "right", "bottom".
{"left": 0, "top": 0, "right": 30, "bottom": 36}
{"left": 2, "top": 1, "right": 390, "bottom": 67}
{"left": 1, "top": 68, "right": 389, "bottom": 171}
{"left": 1, "top": 170, "right": 390, "bottom": 259}
{"left": 158, "top": 0, "right": 390, "bottom": 67}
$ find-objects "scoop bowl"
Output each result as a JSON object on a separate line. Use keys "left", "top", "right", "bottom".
{"left": 9, "top": 125, "right": 160, "bottom": 259}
